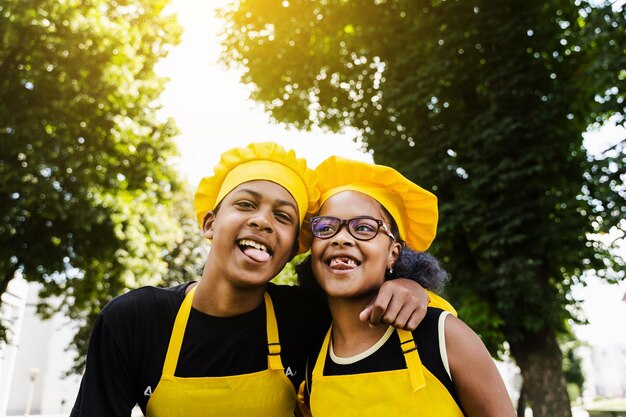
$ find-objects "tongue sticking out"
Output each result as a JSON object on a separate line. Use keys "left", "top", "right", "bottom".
{"left": 330, "top": 257, "right": 357, "bottom": 270}
{"left": 242, "top": 247, "right": 271, "bottom": 262}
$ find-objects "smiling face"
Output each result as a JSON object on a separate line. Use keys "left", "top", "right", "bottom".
{"left": 203, "top": 180, "right": 300, "bottom": 289}
{"left": 311, "top": 190, "right": 402, "bottom": 300}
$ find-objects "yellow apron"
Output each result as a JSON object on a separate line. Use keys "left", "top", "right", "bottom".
{"left": 147, "top": 286, "right": 297, "bottom": 417}
{"left": 310, "top": 326, "right": 465, "bottom": 417}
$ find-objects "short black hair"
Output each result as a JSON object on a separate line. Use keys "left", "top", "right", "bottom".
{"left": 386, "top": 246, "right": 450, "bottom": 293}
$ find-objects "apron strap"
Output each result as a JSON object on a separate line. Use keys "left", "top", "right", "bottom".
{"left": 162, "top": 288, "right": 284, "bottom": 376}
{"left": 427, "top": 291, "right": 458, "bottom": 316}
{"left": 398, "top": 329, "right": 426, "bottom": 392}
{"left": 264, "top": 292, "right": 284, "bottom": 371}
{"left": 312, "top": 326, "right": 332, "bottom": 378}
{"left": 162, "top": 285, "right": 197, "bottom": 377}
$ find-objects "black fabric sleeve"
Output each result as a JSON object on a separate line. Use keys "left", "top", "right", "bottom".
{"left": 70, "top": 303, "right": 137, "bottom": 417}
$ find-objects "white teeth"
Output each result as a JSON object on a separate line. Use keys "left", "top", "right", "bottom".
{"left": 239, "top": 239, "right": 268, "bottom": 253}
{"left": 331, "top": 257, "right": 357, "bottom": 266}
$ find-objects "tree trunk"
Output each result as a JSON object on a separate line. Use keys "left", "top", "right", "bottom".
{"left": 510, "top": 327, "right": 572, "bottom": 417}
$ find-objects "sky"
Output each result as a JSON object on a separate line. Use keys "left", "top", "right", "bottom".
{"left": 155, "top": 0, "right": 372, "bottom": 191}
{"left": 155, "top": 0, "right": 626, "bottom": 346}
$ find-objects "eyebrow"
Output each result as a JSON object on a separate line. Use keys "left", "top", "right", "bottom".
{"left": 235, "top": 187, "right": 298, "bottom": 211}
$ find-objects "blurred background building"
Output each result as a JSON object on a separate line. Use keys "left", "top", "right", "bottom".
{"left": 0, "top": 277, "right": 80, "bottom": 417}
{"left": 581, "top": 343, "right": 626, "bottom": 399}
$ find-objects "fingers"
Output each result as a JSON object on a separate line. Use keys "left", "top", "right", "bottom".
{"left": 363, "top": 279, "right": 429, "bottom": 330}
{"left": 359, "top": 304, "right": 373, "bottom": 324}
{"left": 361, "top": 296, "right": 424, "bottom": 330}
{"left": 376, "top": 296, "right": 424, "bottom": 330}
{"left": 364, "top": 287, "right": 405, "bottom": 327}
{"left": 362, "top": 285, "right": 394, "bottom": 325}
{"left": 389, "top": 304, "right": 415, "bottom": 331}
{"left": 404, "top": 307, "right": 427, "bottom": 331}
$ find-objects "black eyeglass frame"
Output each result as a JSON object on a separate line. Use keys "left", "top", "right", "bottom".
{"left": 310, "top": 215, "right": 396, "bottom": 241}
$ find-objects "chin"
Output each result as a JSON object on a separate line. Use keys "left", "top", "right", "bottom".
{"left": 322, "top": 284, "right": 363, "bottom": 300}
{"left": 326, "top": 282, "right": 380, "bottom": 300}
{"left": 231, "top": 271, "right": 277, "bottom": 289}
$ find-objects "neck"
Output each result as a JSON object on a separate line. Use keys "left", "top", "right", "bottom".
{"left": 190, "top": 265, "right": 266, "bottom": 317}
{"left": 327, "top": 297, "right": 389, "bottom": 358}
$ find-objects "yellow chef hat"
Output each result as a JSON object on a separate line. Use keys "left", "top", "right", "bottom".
{"left": 314, "top": 156, "right": 438, "bottom": 251}
{"left": 194, "top": 142, "right": 319, "bottom": 253}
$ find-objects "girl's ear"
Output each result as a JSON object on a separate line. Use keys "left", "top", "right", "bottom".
{"left": 388, "top": 241, "right": 402, "bottom": 269}
{"left": 202, "top": 211, "right": 216, "bottom": 239}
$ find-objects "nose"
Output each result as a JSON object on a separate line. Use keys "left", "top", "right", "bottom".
{"left": 330, "top": 226, "right": 354, "bottom": 247}
{"left": 248, "top": 210, "right": 273, "bottom": 233}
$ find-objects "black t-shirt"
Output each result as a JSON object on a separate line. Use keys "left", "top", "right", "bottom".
{"left": 305, "top": 307, "right": 461, "bottom": 407}
{"left": 71, "top": 282, "right": 329, "bottom": 417}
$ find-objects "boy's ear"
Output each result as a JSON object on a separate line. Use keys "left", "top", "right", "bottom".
{"left": 202, "top": 211, "right": 216, "bottom": 239}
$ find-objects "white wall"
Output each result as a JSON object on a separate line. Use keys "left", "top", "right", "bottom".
{"left": 0, "top": 275, "right": 28, "bottom": 415}
{"left": 4, "top": 282, "right": 80, "bottom": 416}
{"left": 585, "top": 344, "right": 626, "bottom": 399}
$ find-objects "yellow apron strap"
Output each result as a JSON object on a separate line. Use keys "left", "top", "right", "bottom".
{"left": 427, "top": 291, "right": 458, "bottom": 317}
{"left": 312, "top": 327, "right": 332, "bottom": 378}
{"left": 264, "top": 292, "right": 284, "bottom": 371}
{"left": 397, "top": 329, "right": 426, "bottom": 392}
{"left": 162, "top": 285, "right": 197, "bottom": 377}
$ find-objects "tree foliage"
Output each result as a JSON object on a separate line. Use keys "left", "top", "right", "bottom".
{"left": 64, "top": 187, "right": 209, "bottom": 374}
{"left": 220, "top": 0, "right": 625, "bottom": 415}
{"left": 0, "top": 0, "right": 190, "bottom": 350}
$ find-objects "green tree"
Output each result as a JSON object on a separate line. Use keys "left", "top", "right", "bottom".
{"left": 63, "top": 187, "right": 209, "bottom": 374}
{"left": 219, "top": 1, "right": 625, "bottom": 416}
{"left": 0, "top": 0, "right": 185, "bottom": 346}
{"left": 562, "top": 342, "right": 585, "bottom": 402}
{"left": 272, "top": 252, "right": 308, "bottom": 285}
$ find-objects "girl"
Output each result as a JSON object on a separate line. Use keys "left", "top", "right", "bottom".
{"left": 298, "top": 155, "right": 516, "bottom": 417}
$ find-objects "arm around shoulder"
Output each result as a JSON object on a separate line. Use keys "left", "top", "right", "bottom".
{"left": 445, "top": 315, "right": 517, "bottom": 417}
{"left": 364, "top": 278, "right": 430, "bottom": 330}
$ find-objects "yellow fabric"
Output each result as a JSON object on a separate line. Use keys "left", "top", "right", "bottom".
{"left": 146, "top": 287, "right": 297, "bottom": 417}
{"left": 217, "top": 160, "right": 309, "bottom": 225}
{"left": 398, "top": 327, "right": 426, "bottom": 392}
{"left": 315, "top": 155, "right": 438, "bottom": 251}
{"left": 427, "top": 290, "right": 458, "bottom": 316}
{"left": 310, "top": 327, "right": 464, "bottom": 417}
{"left": 194, "top": 142, "right": 320, "bottom": 253}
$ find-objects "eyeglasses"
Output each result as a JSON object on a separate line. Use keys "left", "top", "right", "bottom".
{"left": 310, "top": 216, "right": 395, "bottom": 241}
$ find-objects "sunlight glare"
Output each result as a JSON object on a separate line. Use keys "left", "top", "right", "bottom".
{"left": 156, "top": 0, "right": 371, "bottom": 188}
